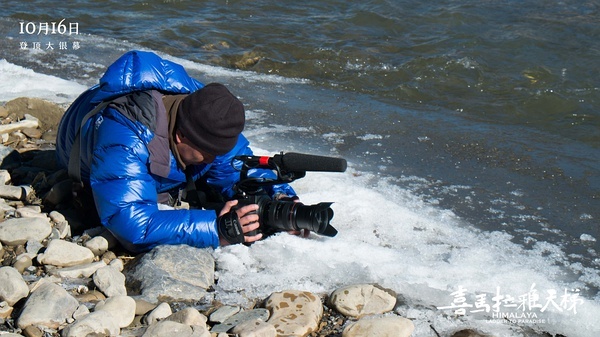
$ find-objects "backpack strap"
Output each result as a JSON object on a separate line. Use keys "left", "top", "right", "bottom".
{"left": 67, "top": 101, "right": 111, "bottom": 186}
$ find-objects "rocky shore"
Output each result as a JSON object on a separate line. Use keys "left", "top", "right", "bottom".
{"left": 0, "top": 97, "right": 509, "bottom": 337}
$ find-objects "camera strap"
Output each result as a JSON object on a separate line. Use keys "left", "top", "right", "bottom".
{"left": 181, "top": 168, "right": 206, "bottom": 208}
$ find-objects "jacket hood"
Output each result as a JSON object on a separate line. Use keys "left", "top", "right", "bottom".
{"left": 56, "top": 50, "right": 205, "bottom": 176}
{"left": 92, "top": 50, "right": 204, "bottom": 102}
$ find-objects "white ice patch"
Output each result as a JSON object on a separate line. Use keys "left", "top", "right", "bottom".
{"left": 580, "top": 234, "right": 597, "bottom": 242}
{"left": 0, "top": 59, "right": 87, "bottom": 103}
{"left": 213, "top": 166, "right": 600, "bottom": 337}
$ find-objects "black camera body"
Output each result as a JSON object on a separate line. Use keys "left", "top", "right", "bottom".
{"left": 232, "top": 152, "right": 347, "bottom": 239}
{"left": 236, "top": 193, "right": 337, "bottom": 238}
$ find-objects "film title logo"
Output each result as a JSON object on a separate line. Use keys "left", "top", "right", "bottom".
{"left": 436, "top": 283, "right": 584, "bottom": 324}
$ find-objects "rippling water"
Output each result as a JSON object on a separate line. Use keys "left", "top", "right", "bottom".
{"left": 4, "top": 1, "right": 600, "bottom": 142}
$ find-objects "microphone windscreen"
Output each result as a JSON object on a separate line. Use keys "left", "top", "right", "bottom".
{"left": 279, "top": 152, "right": 347, "bottom": 172}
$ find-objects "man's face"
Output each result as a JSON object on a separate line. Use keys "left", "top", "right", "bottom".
{"left": 176, "top": 132, "right": 216, "bottom": 165}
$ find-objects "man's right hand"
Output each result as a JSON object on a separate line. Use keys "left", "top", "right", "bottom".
{"left": 218, "top": 200, "right": 263, "bottom": 246}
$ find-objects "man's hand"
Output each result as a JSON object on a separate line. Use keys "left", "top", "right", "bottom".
{"left": 218, "top": 200, "right": 263, "bottom": 246}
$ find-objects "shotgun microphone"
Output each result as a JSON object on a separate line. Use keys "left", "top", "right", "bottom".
{"left": 236, "top": 152, "right": 347, "bottom": 173}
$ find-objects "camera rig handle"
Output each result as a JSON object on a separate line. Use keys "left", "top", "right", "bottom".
{"left": 233, "top": 153, "right": 304, "bottom": 195}
{"left": 233, "top": 152, "right": 347, "bottom": 195}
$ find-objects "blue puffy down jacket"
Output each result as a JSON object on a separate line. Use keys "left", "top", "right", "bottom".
{"left": 55, "top": 50, "right": 295, "bottom": 252}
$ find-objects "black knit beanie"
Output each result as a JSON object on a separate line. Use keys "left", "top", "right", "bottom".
{"left": 177, "top": 83, "right": 245, "bottom": 155}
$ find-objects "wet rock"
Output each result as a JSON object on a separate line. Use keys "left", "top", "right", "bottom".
{"left": 0, "top": 332, "right": 21, "bottom": 337}
{"left": 13, "top": 254, "right": 33, "bottom": 273}
{"left": 22, "top": 128, "right": 42, "bottom": 139}
{"left": 75, "top": 290, "right": 106, "bottom": 304}
{"left": 108, "top": 258, "right": 124, "bottom": 271}
{"left": 0, "top": 266, "right": 30, "bottom": 305}
{"left": 265, "top": 290, "right": 323, "bottom": 337}
{"left": 144, "top": 302, "right": 172, "bottom": 325}
{"left": 93, "top": 265, "right": 127, "bottom": 297}
{"left": 61, "top": 310, "right": 120, "bottom": 337}
{"left": 233, "top": 52, "right": 262, "bottom": 69}
{"left": 50, "top": 261, "right": 106, "bottom": 278}
{"left": 0, "top": 169, "right": 11, "bottom": 184}
{"left": 26, "top": 239, "right": 44, "bottom": 255}
{"left": 71, "top": 304, "right": 91, "bottom": 322}
{"left": 100, "top": 251, "right": 117, "bottom": 264}
{"left": 329, "top": 284, "right": 396, "bottom": 318}
{"left": 165, "top": 307, "right": 208, "bottom": 326}
{"left": 84, "top": 236, "right": 109, "bottom": 256}
{"left": 134, "top": 299, "right": 157, "bottom": 316}
{"left": 209, "top": 305, "right": 240, "bottom": 323}
{"left": 342, "top": 315, "right": 414, "bottom": 337}
{"left": 54, "top": 220, "right": 71, "bottom": 240}
{"left": 211, "top": 309, "right": 270, "bottom": 333}
{"left": 142, "top": 320, "right": 210, "bottom": 337}
{"left": 17, "top": 281, "right": 79, "bottom": 330}
{"left": 124, "top": 244, "right": 214, "bottom": 303}
{"left": 37, "top": 239, "right": 95, "bottom": 267}
{"left": 0, "top": 114, "right": 39, "bottom": 137}
{"left": 0, "top": 217, "right": 52, "bottom": 246}
{"left": 22, "top": 325, "right": 44, "bottom": 337}
{"left": 94, "top": 295, "right": 137, "bottom": 328}
{"left": 16, "top": 206, "right": 48, "bottom": 219}
{"left": 451, "top": 329, "right": 495, "bottom": 337}
{"left": 0, "top": 185, "right": 33, "bottom": 201}
{"left": 4, "top": 97, "right": 65, "bottom": 136}
{"left": 0, "top": 201, "right": 14, "bottom": 219}
{"left": 99, "top": 230, "right": 119, "bottom": 250}
{"left": 0, "top": 301, "right": 13, "bottom": 321}
{"left": 49, "top": 210, "right": 66, "bottom": 223}
{"left": 231, "top": 318, "right": 277, "bottom": 337}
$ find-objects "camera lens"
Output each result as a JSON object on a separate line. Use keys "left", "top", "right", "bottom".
{"left": 264, "top": 200, "right": 338, "bottom": 237}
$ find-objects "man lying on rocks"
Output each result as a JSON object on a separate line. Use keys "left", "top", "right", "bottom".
{"left": 55, "top": 50, "right": 303, "bottom": 253}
